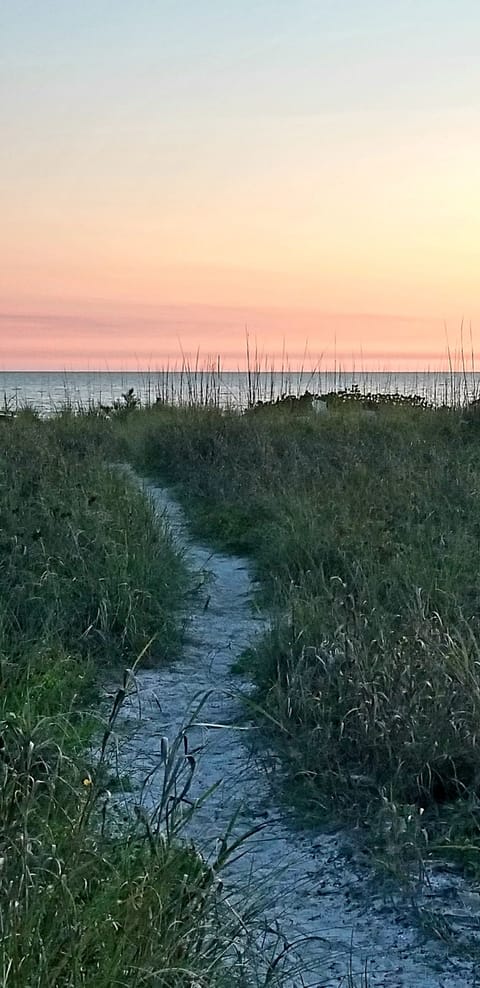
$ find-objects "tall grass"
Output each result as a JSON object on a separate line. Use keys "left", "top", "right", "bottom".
{"left": 6, "top": 389, "right": 480, "bottom": 980}
{"left": 119, "top": 397, "right": 480, "bottom": 873}
{"left": 0, "top": 412, "right": 270, "bottom": 987}
{"left": 5, "top": 347, "right": 480, "bottom": 417}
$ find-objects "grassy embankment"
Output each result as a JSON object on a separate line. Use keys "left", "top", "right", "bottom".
{"left": 119, "top": 393, "right": 480, "bottom": 875}
{"left": 0, "top": 411, "right": 262, "bottom": 987}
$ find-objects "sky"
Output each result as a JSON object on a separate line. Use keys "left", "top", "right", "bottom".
{"left": 1, "top": 0, "right": 479, "bottom": 370}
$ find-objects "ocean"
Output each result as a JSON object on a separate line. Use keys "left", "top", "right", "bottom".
{"left": 1, "top": 370, "right": 478, "bottom": 414}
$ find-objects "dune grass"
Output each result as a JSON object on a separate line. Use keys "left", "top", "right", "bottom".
{"left": 118, "top": 396, "right": 480, "bottom": 874}
{"left": 0, "top": 411, "right": 263, "bottom": 987}
{"left": 7, "top": 389, "right": 480, "bottom": 982}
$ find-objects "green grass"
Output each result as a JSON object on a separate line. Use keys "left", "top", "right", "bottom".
{"left": 118, "top": 398, "right": 480, "bottom": 873}
{"left": 0, "top": 411, "right": 264, "bottom": 987}
{"left": 8, "top": 391, "right": 480, "bottom": 982}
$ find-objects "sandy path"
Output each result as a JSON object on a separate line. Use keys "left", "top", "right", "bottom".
{"left": 113, "top": 475, "right": 477, "bottom": 987}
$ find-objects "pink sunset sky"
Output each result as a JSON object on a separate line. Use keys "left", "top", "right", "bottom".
{"left": 2, "top": 2, "right": 479, "bottom": 370}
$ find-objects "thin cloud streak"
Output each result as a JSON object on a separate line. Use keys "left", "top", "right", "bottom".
{"left": 0, "top": 303, "right": 446, "bottom": 367}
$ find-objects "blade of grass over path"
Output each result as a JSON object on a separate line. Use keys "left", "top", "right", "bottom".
{"left": 118, "top": 395, "right": 480, "bottom": 875}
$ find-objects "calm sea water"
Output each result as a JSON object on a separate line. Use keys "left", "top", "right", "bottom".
{"left": 1, "top": 370, "right": 478, "bottom": 414}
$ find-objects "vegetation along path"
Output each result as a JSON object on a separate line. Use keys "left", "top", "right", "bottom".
{"left": 114, "top": 472, "right": 477, "bottom": 987}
